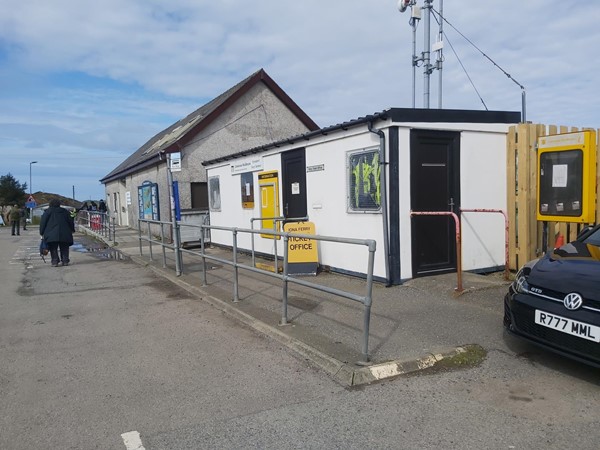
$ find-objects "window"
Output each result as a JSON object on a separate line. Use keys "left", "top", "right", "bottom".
{"left": 208, "top": 176, "right": 221, "bottom": 211}
{"left": 191, "top": 182, "right": 209, "bottom": 210}
{"left": 348, "top": 148, "right": 381, "bottom": 212}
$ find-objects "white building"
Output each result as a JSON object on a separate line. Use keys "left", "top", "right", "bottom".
{"left": 203, "top": 108, "right": 520, "bottom": 284}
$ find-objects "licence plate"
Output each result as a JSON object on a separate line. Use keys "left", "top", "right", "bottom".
{"left": 535, "top": 310, "right": 600, "bottom": 343}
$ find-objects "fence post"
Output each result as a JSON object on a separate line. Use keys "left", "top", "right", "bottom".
{"left": 147, "top": 221, "right": 153, "bottom": 261}
{"left": 200, "top": 223, "right": 207, "bottom": 286}
{"left": 280, "top": 235, "right": 289, "bottom": 326}
{"left": 359, "top": 241, "right": 376, "bottom": 365}
{"left": 232, "top": 229, "right": 239, "bottom": 303}
{"left": 138, "top": 220, "right": 143, "bottom": 256}
{"left": 160, "top": 223, "right": 167, "bottom": 268}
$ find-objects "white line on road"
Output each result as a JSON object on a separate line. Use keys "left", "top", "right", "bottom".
{"left": 121, "top": 431, "right": 146, "bottom": 450}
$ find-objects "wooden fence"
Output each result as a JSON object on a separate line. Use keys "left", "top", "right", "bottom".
{"left": 507, "top": 124, "right": 600, "bottom": 271}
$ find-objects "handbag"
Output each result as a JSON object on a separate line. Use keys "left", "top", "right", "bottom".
{"left": 39, "top": 238, "right": 49, "bottom": 261}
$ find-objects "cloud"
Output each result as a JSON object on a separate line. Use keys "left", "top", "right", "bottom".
{"left": 0, "top": 0, "right": 598, "bottom": 199}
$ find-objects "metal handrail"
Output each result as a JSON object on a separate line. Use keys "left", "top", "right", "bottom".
{"left": 77, "top": 210, "right": 116, "bottom": 244}
{"left": 411, "top": 211, "right": 463, "bottom": 292}
{"left": 135, "top": 217, "right": 377, "bottom": 364}
{"left": 460, "top": 208, "right": 509, "bottom": 281}
{"left": 198, "top": 224, "right": 376, "bottom": 364}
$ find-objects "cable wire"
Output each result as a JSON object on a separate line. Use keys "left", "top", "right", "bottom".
{"left": 431, "top": 11, "right": 488, "bottom": 110}
{"left": 431, "top": 8, "right": 525, "bottom": 90}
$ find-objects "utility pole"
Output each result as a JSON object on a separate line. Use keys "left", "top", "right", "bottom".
{"left": 399, "top": 0, "right": 443, "bottom": 109}
{"left": 29, "top": 160, "right": 38, "bottom": 222}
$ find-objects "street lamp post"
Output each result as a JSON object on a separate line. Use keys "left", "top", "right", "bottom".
{"left": 29, "top": 161, "right": 37, "bottom": 223}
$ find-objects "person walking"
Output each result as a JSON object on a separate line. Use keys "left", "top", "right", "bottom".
{"left": 39, "top": 199, "right": 75, "bottom": 267}
{"left": 9, "top": 204, "right": 21, "bottom": 236}
{"left": 20, "top": 206, "right": 28, "bottom": 230}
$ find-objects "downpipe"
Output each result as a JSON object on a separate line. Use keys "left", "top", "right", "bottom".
{"left": 368, "top": 121, "right": 391, "bottom": 286}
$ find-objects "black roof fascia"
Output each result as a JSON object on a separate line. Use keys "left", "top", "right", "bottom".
{"left": 202, "top": 107, "right": 521, "bottom": 167}
{"left": 387, "top": 108, "right": 521, "bottom": 123}
{"left": 202, "top": 111, "right": 389, "bottom": 166}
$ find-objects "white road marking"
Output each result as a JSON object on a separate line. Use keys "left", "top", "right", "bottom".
{"left": 121, "top": 431, "right": 146, "bottom": 450}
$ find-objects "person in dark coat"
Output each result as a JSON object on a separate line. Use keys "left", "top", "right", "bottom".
{"left": 40, "top": 199, "right": 75, "bottom": 267}
{"left": 9, "top": 204, "right": 21, "bottom": 236}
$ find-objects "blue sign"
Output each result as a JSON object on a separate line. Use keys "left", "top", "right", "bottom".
{"left": 25, "top": 201, "right": 36, "bottom": 208}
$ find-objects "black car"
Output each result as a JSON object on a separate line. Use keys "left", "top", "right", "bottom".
{"left": 504, "top": 224, "right": 600, "bottom": 367}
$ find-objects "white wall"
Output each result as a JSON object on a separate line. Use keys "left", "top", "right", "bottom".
{"left": 459, "top": 130, "right": 508, "bottom": 271}
{"left": 208, "top": 128, "right": 389, "bottom": 279}
{"left": 208, "top": 120, "right": 513, "bottom": 281}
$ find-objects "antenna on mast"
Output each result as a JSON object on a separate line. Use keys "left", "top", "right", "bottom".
{"left": 398, "top": 0, "right": 443, "bottom": 109}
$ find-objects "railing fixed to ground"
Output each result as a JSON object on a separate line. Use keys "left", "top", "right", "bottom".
{"left": 137, "top": 218, "right": 377, "bottom": 364}
{"left": 77, "top": 211, "right": 116, "bottom": 243}
{"left": 249, "top": 215, "right": 308, "bottom": 270}
{"left": 411, "top": 208, "right": 509, "bottom": 293}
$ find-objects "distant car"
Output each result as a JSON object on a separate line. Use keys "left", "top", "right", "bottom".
{"left": 504, "top": 224, "right": 600, "bottom": 367}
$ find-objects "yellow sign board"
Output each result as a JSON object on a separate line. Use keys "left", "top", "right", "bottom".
{"left": 537, "top": 130, "right": 597, "bottom": 223}
{"left": 284, "top": 221, "right": 319, "bottom": 275}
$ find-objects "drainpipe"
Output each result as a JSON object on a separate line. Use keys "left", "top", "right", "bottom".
{"left": 368, "top": 121, "right": 391, "bottom": 286}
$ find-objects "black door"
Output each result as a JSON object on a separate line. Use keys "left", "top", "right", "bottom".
{"left": 410, "top": 130, "right": 460, "bottom": 276}
{"left": 281, "top": 148, "right": 307, "bottom": 220}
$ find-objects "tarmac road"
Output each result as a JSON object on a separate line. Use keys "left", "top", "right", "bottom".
{"left": 1, "top": 227, "right": 599, "bottom": 449}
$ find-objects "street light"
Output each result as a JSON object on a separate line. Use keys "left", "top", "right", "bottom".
{"left": 29, "top": 161, "right": 37, "bottom": 224}
{"left": 29, "top": 161, "right": 38, "bottom": 198}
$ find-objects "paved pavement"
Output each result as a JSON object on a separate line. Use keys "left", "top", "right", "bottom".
{"left": 93, "top": 225, "right": 516, "bottom": 386}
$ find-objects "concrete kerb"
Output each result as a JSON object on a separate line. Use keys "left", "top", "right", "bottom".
{"left": 125, "top": 250, "right": 473, "bottom": 387}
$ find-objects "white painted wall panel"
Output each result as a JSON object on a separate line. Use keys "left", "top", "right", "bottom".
{"left": 459, "top": 131, "right": 508, "bottom": 271}
{"left": 207, "top": 120, "right": 514, "bottom": 282}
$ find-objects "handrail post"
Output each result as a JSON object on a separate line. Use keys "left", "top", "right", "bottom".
{"left": 359, "top": 241, "right": 376, "bottom": 365}
{"left": 147, "top": 221, "right": 153, "bottom": 261}
{"left": 411, "top": 211, "right": 463, "bottom": 293}
{"left": 176, "top": 221, "right": 184, "bottom": 274}
{"left": 273, "top": 231, "right": 279, "bottom": 274}
{"left": 160, "top": 222, "right": 167, "bottom": 268}
{"left": 232, "top": 229, "right": 239, "bottom": 303}
{"left": 200, "top": 223, "right": 207, "bottom": 286}
{"left": 280, "top": 234, "right": 290, "bottom": 326}
{"left": 250, "top": 218, "right": 256, "bottom": 267}
{"left": 138, "top": 220, "right": 143, "bottom": 256}
{"left": 173, "top": 220, "right": 182, "bottom": 277}
{"left": 451, "top": 212, "right": 463, "bottom": 293}
{"left": 459, "top": 208, "right": 510, "bottom": 281}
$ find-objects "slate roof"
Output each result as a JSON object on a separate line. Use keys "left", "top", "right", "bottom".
{"left": 100, "top": 68, "right": 318, "bottom": 184}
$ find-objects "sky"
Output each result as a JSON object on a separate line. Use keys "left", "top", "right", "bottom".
{"left": 1, "top": 0, "right": 599, "bottom": 202}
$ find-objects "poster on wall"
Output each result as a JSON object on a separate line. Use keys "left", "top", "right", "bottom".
{"left": 240, "top": 172, "right": 254, "bottom": 208}
{"left": 138, "top": 181, "right": 160, "bottom": 220}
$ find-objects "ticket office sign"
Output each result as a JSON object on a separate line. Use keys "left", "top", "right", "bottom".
{"left": 283, "top": 221, "right": 319, "bottom": 275}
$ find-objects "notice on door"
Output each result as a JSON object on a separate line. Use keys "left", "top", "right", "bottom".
{"left": 284, "top": 221, "right": 319, "bottom": 275}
